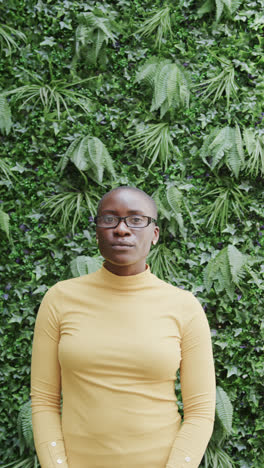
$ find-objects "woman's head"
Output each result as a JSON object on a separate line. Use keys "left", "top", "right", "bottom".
{"left": 95, "top": 186, "right": 159, "bottom": 276}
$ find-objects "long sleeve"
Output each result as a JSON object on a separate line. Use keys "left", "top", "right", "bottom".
{"left": 30, "top": 287, "right": 68, "bottom": 468}
{"left": 31, "top": 267, "right": 216, "bottom": 468}
{"left": 166, "top": 295, "right": 216, "bottom": 468}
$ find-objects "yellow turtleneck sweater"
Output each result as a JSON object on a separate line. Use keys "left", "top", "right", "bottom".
{"left": 30, "top": 265, "right": 216, "bottom": 468}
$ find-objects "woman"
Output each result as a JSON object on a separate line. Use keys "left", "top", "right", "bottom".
{"left": 31, "top": 186, "right": 216, "bottom": 468}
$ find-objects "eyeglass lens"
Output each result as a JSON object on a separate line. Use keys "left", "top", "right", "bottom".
{"left": 97, "top": 215, "right": 149, "bottom": 227}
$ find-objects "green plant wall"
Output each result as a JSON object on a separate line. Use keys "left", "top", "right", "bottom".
{"left": 0, "top": 0, "right": 263, "bottom": 466}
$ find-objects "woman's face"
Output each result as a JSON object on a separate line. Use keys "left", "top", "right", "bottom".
{"left": 96, "top": 189, "right": 159, "bottom": 276}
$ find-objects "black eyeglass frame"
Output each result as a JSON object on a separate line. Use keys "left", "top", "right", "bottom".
{"left": 94, "top": 215, "right": 157, "bottom": 229}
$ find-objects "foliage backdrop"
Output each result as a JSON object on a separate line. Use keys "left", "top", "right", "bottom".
{"left": 0, "top": 0, "right": 263, "bottom": 466}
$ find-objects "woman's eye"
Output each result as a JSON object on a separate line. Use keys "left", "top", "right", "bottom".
{"left": 131, "top": 217, "right": 142, "bottom": 223}
{"left": 104, "top": 216, "right": 115, "bottom": 223}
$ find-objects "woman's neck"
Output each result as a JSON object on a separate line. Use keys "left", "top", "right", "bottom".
{"left": 103, "top": 260, "right": 147, "bottom": 276}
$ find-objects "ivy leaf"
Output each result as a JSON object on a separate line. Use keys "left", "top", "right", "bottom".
{"left": 70, "top": 256, "right": 103, "bottom": 277}
{"left": 8, "top": 315, "right": 23, "bottom": 324}
{"left": 40, "top": 37, "right": 57, "bottom": 47}
{"left": 226, "top": 365, "right": 238, "bottom": 378}
{"left": 32, "top": 285, "right": 48, "bottom": 295}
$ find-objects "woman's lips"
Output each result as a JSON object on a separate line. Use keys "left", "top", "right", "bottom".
{"left": 111, "top": 243, "right": 134, "bottom": 249}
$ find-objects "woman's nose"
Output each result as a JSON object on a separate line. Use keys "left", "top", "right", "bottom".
{"left": 113, "top": 219, "right": 131, "bottom": 235}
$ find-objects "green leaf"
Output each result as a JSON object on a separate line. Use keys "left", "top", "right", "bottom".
{"left": 135, "top": 6, "right": 172, "bottom": 49}
{"left": 74, "top": 12, "right": 117, "bottom": 64}
{"left": 70, "top": 256, "right": 103, "bottom": 277}
{"left": 200, "top": 126, "right": 244, "bottom": 178}
{"left": 129, "top": 123, "right": 174, "bottom": 170}
{"left": 0, "top": 24, "right": 26, "bottom": 55}
{"left": 0, "top": 95, "right": 12, "bottom": 135}
{"left": 243, "top": 129, "right": 264, "bottom": 176}
{"left": 63, "top": 135, "right": 115, "bottom": 184}
{"left": 226, "top": 365, "right": 238, "bottom": 378}
{"left": 227, "top": 244, "right": 247, "bottom": 284}
{"left": 40, "top": 36, "right": 56, "bottom": 47}
{"left": 0, "top": 209, "right": 9, "bottom": 237}
{"left": 136, "top": 58, "right": 190, "bottom": 116}
{"left": 216, "top": 386, "right": 233, "bottom": 434}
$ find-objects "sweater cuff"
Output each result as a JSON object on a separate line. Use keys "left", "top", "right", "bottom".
{"left": 37, "top": 438, "right": 68, "bottom": 468}
{"left": 166, "top": 455, "right": 193, "bottom": 468}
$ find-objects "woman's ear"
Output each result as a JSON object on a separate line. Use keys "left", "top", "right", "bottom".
{"left": 152, "top": 225, "right": 159, "bottom": 245}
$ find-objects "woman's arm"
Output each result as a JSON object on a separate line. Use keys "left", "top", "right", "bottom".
{"left": 30, "top": 287, "right": 68, "bottom": 468}
{"left": 166, "top": 295, "right": 216, "bottom": 468}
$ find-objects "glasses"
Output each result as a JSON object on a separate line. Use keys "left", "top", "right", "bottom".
{"left": 94, "top": 215, "right": 157, "bottom": 228}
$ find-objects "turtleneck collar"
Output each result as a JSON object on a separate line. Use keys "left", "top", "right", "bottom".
{"left": 94, "top": 263, "right": 153, "bottom": 292}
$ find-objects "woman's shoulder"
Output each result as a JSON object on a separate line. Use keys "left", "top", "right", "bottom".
{"left": 151, "top": 273, "right": 196, "bottom": 298}
{"left": 151, "top": 274, "right": 205, "bottom": 320}
{"left": 44, "top": 271, "right": 99, "bottom": 298}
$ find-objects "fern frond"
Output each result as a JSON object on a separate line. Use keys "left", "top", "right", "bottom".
{"left": 135, "top": 6, "right": 172, "bottom": 49}
{"left": 74, "top": 12, "right": 117, "bottom": 64}
{"left": 203, "top": 244, "right": 252, "bottom": 299}
{"left": 197, "top": 0, "right": 240, "bottom": 21}
{"left": 202, "top": 256, "right": 216, "bottom": 293}
{"left": 200, "top": 182, "right": 245, "bottom": 231}
{"left": 151, "top": 62, "right": 172, "bottom": 111}
{"left": 56, "top": 136, "right": 82, "bottom": 174}
{"left": 57, "top": 136, "right": 115, "bottom": 184}
{"left": 88, "top": 137, "right": 105, "bottom": 182}
{"left": 93, "top": 29, "right": 106, "bottom": 60}
{"left": 0, "top": 94, "right": 12, "bottom": 134}
{"left": 227, "top": 245, "right": 247, "bottom": 284}
{"left": 70, "top": 136, "right": 90, "bottom": 171}
{"left": 216, "top": 0, "right": 224, "bottom": 21}
{"left": 167, "top": 186, "right": 183, "bottom": 211}
{"left": 166, "top": 186, "right": 187, "bottom": 239}
{"left": 129, "top": 123, "right": 174, "bottom": 169}
{"left": 77, "top": 13, "right": 116, "bottom": 43}
{"left": 17, "top": 401, "right": 34, "bottom": 454}
{"left": 200, "top": 126, "right": 244, "bottom": 177}
{"left": 223, "top": 0, "right": 241, "bottom": 14}
{"left": 44, "top": 189, "right": 98, "bottom": 233}
{"left": 75, "top": 24, "right": 90, "bottom": 52}
{"left": 135, "top": 57, "right": 160, "bottom": 88}
{"left": 3, "top": 78, "right": 94, "bottom": 120}
{"left": 203, "top": 387, "right": 234, "bottom": 467}
{"left": 153, "top": 184, "right": 197, "bottom": 237}
{"left": 0, "top": 158, "right": 14, "bottom": 181}
{"left": 197, "top": 0, "right": 214, "bottom": 17}
{"left": 167, "top": 65, "right": 179, "bottom": 107}
{"left": 227, "top": 124, "right": 244, "bottom": 175}
{"left": 243, "top": 129, "right": 264, "bottom": 176}
{"left": 136, "top": 58, "right": 190, "bottom": 116}
{"left": 147, "top": 244, "right": 177, "bottom": 281}
{"left": 196, "top": 59, "right": 237, "bottom": 108}
{"left": 200, "top": 127, "right": 219, "bottom": 166}
{"left": 152, "top": 188, "right": 172, "bottom": 220}
{"left": 215, "top": 386, "right": 233, "bottom": 435}
{"left": 0, "top": 209, "right": 10, "bottom": 238}
{"left": 157, "top": 62, "right": 190, "bottom": 112}
{"left": 203, "top": 248, "right": 234, "bottom": 299}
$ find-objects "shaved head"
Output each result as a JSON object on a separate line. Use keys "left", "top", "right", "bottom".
{"left": 97, "top": 186, "right": 158, "bottom": 219}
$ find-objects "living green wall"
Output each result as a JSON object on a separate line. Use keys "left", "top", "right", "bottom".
{"left": 0, "top": 0, "right": 263, "bottom": 466}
